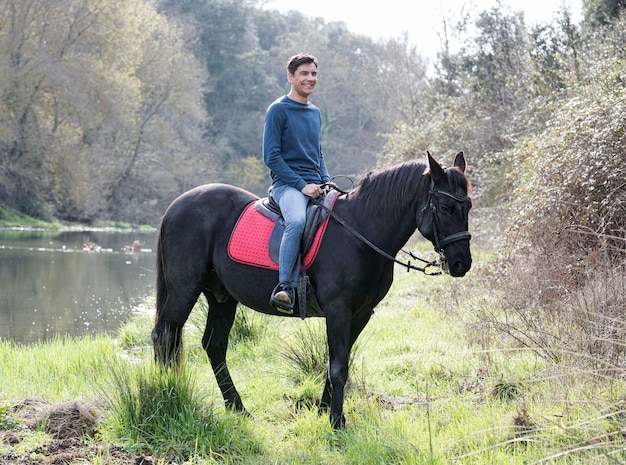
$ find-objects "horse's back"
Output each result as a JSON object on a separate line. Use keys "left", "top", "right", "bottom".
{"left": 159, "top": 183, "right": 258, "bottom": 255}
{"left": 163, "top": 183, "right": 257, "bottom": 221}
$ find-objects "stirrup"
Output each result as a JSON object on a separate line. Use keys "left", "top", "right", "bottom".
{"left": 270, "top": 282, "right": 294, "bottom": 314}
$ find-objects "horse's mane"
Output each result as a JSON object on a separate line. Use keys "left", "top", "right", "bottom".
{"left": 349, "top": 161, "right": 429, "bottom": 219}
{"left": 349, "top": 160, "right": 471, "bottom": 219}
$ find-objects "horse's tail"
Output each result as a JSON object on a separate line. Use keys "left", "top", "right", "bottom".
{"left": 152, "top": 223, "right": 181, "bottom": 366}
{"left": 155, "top": 226, "right": 167, "bottom": 321}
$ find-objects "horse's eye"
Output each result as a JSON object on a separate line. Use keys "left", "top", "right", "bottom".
{"left": 439, "top": 204, "right": 451, "bottom": 215}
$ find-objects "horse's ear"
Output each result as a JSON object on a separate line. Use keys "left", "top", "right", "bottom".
{"left": 453, "top": 151, "right": 466, "bottom": 173}
{"left": 427, "top": 151, "right": 446, "bottom": 183}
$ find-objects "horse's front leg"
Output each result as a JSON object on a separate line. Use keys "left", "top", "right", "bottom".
{"left": 324, "top": 310, "right": 352, "bottom": 429}
{"left": 203, "top": 294, "right": 248, "bottom": 414}
{"left": 321, "top": 308, "right": 373, "bottom": 428}
{"left": 320, "top": 362, "right": 332, "bottom": 414}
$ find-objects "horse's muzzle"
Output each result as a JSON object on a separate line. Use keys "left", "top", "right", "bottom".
{"left": 448, "top": 257, "right": 472, "bottom": 277}
{"left": 438, "top": 231, "right": 472, "bottom": 277}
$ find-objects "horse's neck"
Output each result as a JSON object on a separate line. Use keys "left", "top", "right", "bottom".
{"left": 345, "top": 194, "right": 420, "bottom": 255}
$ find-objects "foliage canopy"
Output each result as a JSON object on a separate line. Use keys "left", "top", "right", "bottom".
{"left": 0, "top": 0, "right": 624, "bottom": 227}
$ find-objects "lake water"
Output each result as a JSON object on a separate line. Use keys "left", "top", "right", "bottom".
{"left": 0, "top": 229, "right": 157, "bottom": 343}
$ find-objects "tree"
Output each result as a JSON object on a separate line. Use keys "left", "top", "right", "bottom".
{"left": 382, "top": 4, "right": 536, "bottom": 191}
{"left": 0, "top": 0, "right": 209, "bottom": 223}
{"left": 529, "top": 8, "right": 582, "bottom": 97}
{"left": 103, "top": 0, "right": 211, "bottom": 223}
{"left": 583, "top": 0, "right": 626, "bottom": 27}
{"left": 157, "top": 0, "right": 278, "bottom": 169}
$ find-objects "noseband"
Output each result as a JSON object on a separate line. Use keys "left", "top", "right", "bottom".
{"left": 426, "top": 188, "right": 472, "bottom": 266}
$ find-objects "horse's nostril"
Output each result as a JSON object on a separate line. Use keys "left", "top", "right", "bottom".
{"left": 451, "top": 261, "right": 468, "bottom": 276}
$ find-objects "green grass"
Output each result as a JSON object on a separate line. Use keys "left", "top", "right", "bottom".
{"left": 0, "top": 205, "right": 156, "bottom": 230}
{"left": 0, "top": 206, "right": 61, "bottom": 228}
{"left": 1, "top": 261, "right": 625, "bottom": 464}
{"left": 0, "top": 335, "right": 119, "bottom": 401}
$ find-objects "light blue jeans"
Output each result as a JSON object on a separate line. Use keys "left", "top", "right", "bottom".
{"left": 271, "top": 184, "right": 309, "bottom": 286}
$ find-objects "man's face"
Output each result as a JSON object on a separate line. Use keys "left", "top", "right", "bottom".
{"left": 288, "top": 62, "right": 317, "bottom": 101}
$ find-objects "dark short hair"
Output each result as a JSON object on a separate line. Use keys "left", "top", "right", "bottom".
{"left": 287, "top": 53, "right": 318, "bottom": 76}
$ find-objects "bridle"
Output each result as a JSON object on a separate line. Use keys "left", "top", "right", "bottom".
{"left": 315, "top": 182, "right": 471, "bottom": 275}
{"left": 425, "top": 187, "right": 472, "bottom": 271}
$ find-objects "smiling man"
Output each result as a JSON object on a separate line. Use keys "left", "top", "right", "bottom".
{"left": 263, "top": 53, "right": 331, "bottom": 313}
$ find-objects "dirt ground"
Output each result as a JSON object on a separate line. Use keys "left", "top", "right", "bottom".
{"left": 0, "top": 398, "right": 155, "bottom": 465}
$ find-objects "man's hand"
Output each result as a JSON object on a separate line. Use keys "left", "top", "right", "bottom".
{"left": 301, "top": 183, "right": 323, "bottom": 198}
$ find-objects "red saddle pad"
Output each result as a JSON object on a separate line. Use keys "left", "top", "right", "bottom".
{"left": 228, "top": 197, "right": 337, "bottom": 270}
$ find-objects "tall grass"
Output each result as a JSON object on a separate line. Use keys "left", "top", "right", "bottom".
{"left": 0, "top": 335, "right": 118, "bottom": 401}
{"left": 278, "top": 319, "right": 328, "bottom": 380}
{"left": 99, "top": 360, "right": 260, "bottom": 462}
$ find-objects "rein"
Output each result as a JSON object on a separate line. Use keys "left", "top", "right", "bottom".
{"left": 313, "top": 189, "right": 443, "bottom": 275}
{"left": 315, "top": 182, "right": 471, "bottom": 276}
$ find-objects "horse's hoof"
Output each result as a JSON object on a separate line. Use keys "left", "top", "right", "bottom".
{"left": 330, "top": 413, "right": 346, "bottom": 430}
{"left": 225, "top": 400, "right": 250, "bottom": 416}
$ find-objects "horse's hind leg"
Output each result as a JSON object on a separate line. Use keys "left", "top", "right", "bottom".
{"left": 152, "top": 246, "right": 206, "bottom": 366}
{"left": 152, "top": 285, "right": 202, "bottom": 366}
{"left": 152, "top": 318, "right": 183, "bottom": 366}
{"left": 202, "top": 292, "right": 248, "bottom": 414}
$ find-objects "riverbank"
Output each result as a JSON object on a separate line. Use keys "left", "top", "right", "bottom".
{"left": 0, "top": 206, "right": 156, "bottom": 231}
{"left": 0, "top": 206, "right": 62, "bottom": 229}
{"left": 1, "top": 266, "right": 624, "bottom": 464}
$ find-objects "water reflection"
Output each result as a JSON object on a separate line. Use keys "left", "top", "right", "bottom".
{"left": 0, "top": 229, "right": 157, "bottom": 343}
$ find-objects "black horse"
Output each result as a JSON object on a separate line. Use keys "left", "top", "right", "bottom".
{"left": 152, "top": 151, "right": 472, "bottom": 428}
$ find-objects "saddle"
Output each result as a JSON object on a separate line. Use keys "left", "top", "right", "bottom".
{"left": 228, "top": 190, "right": 340, "bottom": 318}
{"left": 256, "top": 190, "right": 338, "bottom": 263}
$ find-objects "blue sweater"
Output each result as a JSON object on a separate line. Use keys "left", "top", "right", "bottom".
{"left": 263, "top": 96, "right": 330, "bottom": 191}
